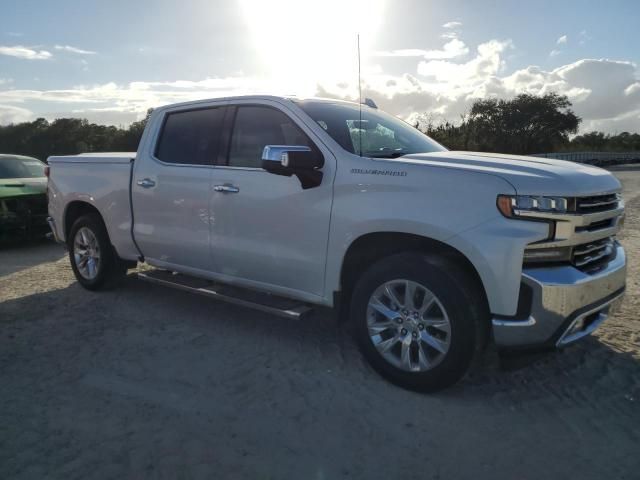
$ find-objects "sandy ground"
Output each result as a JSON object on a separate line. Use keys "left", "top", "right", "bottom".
{"left": 1, "top": 169, "right": 639, "bottom": 480}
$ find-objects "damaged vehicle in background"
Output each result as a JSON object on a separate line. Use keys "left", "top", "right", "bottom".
{"left": 0, "top": 154, "right": 49, "bottom": 242}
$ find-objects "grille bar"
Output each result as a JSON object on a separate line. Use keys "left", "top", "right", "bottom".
{"left": 573, "top": 240, "right": 609, "bottom": 256}
{"left": 572, "top": 237, "right": 614, "bottom": 270}
{"left": 574, "top": 247, "right": 613, "bottom": 268}
{"left": 575, "top": 194, "right": 620, "bottom": 213}
{"left": 579, "top": 199, "right": 618, "bottom": 208}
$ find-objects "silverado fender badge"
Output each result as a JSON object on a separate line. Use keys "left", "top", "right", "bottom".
{"left": 350, "top": 168, "right": 407, "bottom": 177}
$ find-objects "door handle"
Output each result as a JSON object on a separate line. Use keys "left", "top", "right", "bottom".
{"left": 136, "top": 178, "right": 156, "bottom": 188}
{"left": 213, "top": 184, "right": 240, "bottom": 193}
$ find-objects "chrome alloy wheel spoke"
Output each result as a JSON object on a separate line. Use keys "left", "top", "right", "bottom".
{"left": 73, "top": 227, "right": 101, "bottom": 280}
{"left": 366, "top": 279, "right": 452, "bottom": 372}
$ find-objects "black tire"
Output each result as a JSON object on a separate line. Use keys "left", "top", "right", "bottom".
{"left": 350, "top": 252, "right": 487, "bottom": 392}
{"left": 67, "top": 213, "right": 127, "bottom": 290}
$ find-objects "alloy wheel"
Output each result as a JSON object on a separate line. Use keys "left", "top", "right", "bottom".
{"left": 366, "top": 279, "right": 452, "bottom": 372}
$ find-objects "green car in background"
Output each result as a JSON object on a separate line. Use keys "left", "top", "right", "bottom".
{"left": 0, "top": 154, "right": 49, "bottom": 242}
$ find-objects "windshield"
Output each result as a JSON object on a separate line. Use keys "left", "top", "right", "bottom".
{"left": 295, "top": 100, "right": 446, "bottom": 158}
{"left": 0, "top": 156, "right": 46, "bottom": 179}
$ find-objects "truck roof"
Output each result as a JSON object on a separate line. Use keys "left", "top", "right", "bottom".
{"left": 154, "top": 95, "right": 360, "bottom": 112}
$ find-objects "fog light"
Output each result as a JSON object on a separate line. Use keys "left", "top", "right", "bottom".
{"left": 523, "top": 246, "right": 572, "bottom": 264}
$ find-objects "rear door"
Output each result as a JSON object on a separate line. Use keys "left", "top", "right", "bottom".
{"left": 132, "top": 103, "right": 226, "bottom": 271}
{"left": 208, "top": 100, "right": 335, "bottom": 299}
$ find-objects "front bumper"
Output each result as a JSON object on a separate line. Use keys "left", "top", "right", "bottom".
{"left": 0, "top": 195, "right": 49, "bottom": 241}
{"left": 492, "top": 244, "right": 626, "bottom": 348}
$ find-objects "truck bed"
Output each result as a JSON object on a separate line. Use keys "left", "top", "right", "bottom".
{"left": 47, "top": 152, "right": 136, "bottom": 164}
{"left": 47, "top": 152, "right": 139, "bottom": 261}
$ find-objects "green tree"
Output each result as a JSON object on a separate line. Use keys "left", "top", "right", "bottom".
{"left": 418, "top": 93, "right": 582, "bottom": 155}
{"left": 467, "top": 93, "right": 580, "bottom": 154}
{"left": 0, "top": 109, "right": 152, "bottom": 161}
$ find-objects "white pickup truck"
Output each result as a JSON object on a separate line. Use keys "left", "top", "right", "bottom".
{"left": 47, "top": 95, "right": 626, "bottom": 391}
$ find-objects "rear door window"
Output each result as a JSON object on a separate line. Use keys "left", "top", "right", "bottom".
{"left": 155, "top": 107, "right": 225, "bottom": 165}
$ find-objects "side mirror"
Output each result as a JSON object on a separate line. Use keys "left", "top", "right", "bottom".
{"left": 261, "top": 145, "right": 324, "bottom": 189}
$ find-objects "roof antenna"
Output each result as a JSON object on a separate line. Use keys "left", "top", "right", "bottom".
{"left": 357, "top": 33, "right": 362, "bottom": 157}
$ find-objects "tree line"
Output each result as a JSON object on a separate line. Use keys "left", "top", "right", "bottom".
{"left": 0, "top": 95, "right": 638, "bottom": 161}
{"left": 417, "top": 93, "right": 639, "bottom": 154}
{"left": 0, "top": 110, "right": 152, "bottom": 161}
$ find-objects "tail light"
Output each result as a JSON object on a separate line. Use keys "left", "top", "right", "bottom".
{"left": 44, "top": 166, "right": 50, "bottom": 178}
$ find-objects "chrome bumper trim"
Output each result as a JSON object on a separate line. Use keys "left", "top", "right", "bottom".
{"left": 493, "top": 244, "right": 626, "bottom": 348}
{"left": 47, "top": 216, "right": 62, "bottom": 243}
{"left": 556, "top": 292, "right": 624, "bottom": 347}
{"left": 492, "top": 317, "right": 536, "bottom": 327}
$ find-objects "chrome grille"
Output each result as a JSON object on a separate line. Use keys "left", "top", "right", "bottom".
{"left": 572, "top": 237, "right": 615, "bottom": 272}
{"left": 575, "top": 218, "right": 614, "bottom": 233}
{"left": 574, "top": 193, "right": 619, "bottom": 214}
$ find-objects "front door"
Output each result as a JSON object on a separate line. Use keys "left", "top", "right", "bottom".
{"left": 208, "top": 102, "right": 334, "bottom": 299}
{"left": 132, "top": 104, "right": 225, "bottom": 271}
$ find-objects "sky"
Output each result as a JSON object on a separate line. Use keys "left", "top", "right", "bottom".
{"left": 0, "top": 0, "right": 639, "bottom": 134}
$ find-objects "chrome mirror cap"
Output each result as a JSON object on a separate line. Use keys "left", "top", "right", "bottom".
{"left": 262, "top": 145, "right": 312, "bottom": 167}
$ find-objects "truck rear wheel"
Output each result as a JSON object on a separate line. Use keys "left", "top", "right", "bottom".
{"left": 350, "top": 252, "right": 483, "bottom": 392}
{"left": 68, "top": 213, "right": 127, "bottom": 290}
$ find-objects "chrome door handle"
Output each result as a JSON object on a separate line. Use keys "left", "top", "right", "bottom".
{"left": 136, "top": 178, "right": 156, "bottom": 188}
{"left": 213, "top": 184, "right": 239, "bottom": 193}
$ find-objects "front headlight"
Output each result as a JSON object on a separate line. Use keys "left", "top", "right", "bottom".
{"left": 497, "top": 194, "right": 568, "bottom": 218}
{"left": 497, "top": 194, "right": 571, "bottom": 262}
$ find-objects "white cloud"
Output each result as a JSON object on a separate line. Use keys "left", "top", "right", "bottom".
{"left": 325, "top": 48, "right": 639, "bottom": 133}
{"left": 54, "top": 45, "right": 97, "bottom": 55}
{"left": 0, "top": 76, "right": 271, "bottom": 125}
{"left": 417, "top": 39, "right": 512, "bottom": 85}
{"left": 625, "top": 82, "right": 640, "bottom": 97}
{"left": 442, "top": 21, "right": 462, "bottom": 29}
{"left": 0, "top": 35, "right": 638, "bottom": 134}
{"left": 578, "top": 30, "right": 591, "bottom": 46}
{"left": 0, "top": 45, "right": 52, "bottom": 60}
{"left": 441, "top": 31, "right": 458, "bottom": 40}
{"left": 0, "top": 104, "right": 33, "bottom": 124}
{"left": 552, "top": 59, "right": 639, "bottom": 118}
{"left": 581, "top": 109, "right": 640, "bottom": 133}
{"left": 551, "top": 35, "right": 568, "bottom": 57}
{"left": 376, "top": 39, "right": 469, "bottom": 60}
{"left": 375, "top": 49, "right": 433, "bottom": 58}
{"left": 423, "top": 39, "right": 469, "bottom": 59}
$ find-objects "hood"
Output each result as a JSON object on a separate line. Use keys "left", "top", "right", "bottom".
{"left": 0, "top": 177, "right": 47, "bottom": 199}
{"left": 400, "top": 151, "right": 621, "bottom": 196}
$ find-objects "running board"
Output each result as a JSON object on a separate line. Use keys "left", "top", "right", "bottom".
{"left": 137, "top": 269, "right": 314, "bottom": 320}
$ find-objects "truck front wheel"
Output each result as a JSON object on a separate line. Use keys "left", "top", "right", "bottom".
{"left": 350, "top": 252, "right": 483, "bottom": 392}
{"left": 68, "top": 213, "right": 127, "bottom": 290}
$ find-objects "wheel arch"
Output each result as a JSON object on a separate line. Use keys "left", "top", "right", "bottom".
{"left": 338, "top": 232, "right": 490, "bottom": 323}
{"left": 63, "top": 200, "right": 103, "bottom": 241}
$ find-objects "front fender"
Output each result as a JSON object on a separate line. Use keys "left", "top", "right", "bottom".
{"left": 324, "top": 157, "right": 546, "bottom": 314}
{"left": 446, "top": 216, "right": 549, "bottom": 315}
